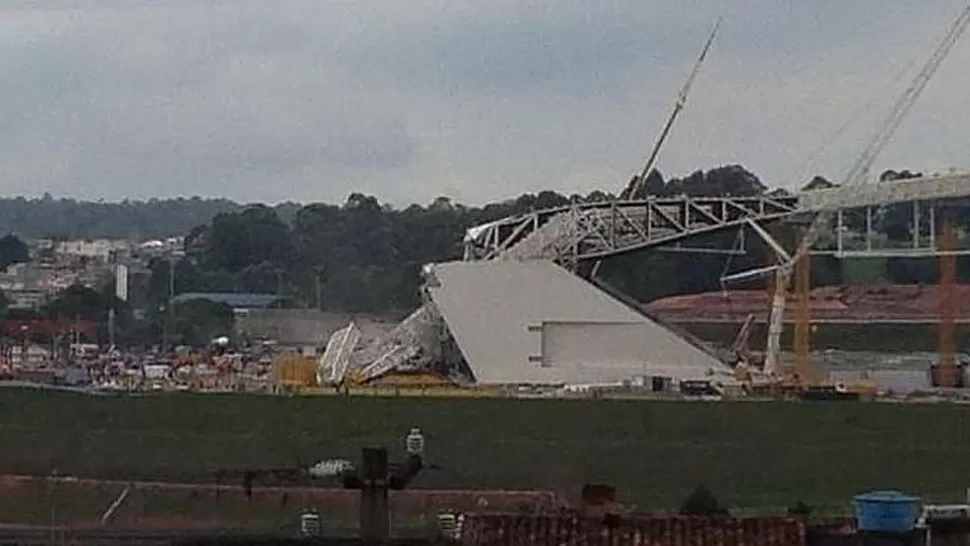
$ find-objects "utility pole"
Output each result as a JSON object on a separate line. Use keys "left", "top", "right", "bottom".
{"left": 342, "top": 429, "right": 425, "bottom": 545}
{"left": 162, "top": 257, "right": 175, "bottom": 351}
{"left": 49, "top": 468, "right": 58, "bottom": 546}
{"left": 314, "top": 266, "right": 324, "bottom": 311}
{"left": 228, "top": 430, "right": 425, "bottom": 545}
{"left": 108, "top": 308, "right": 115, "bottom": 350}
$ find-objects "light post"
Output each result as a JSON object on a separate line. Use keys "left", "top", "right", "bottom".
{"left": 19, "top": 325, "right": 28, "bottom": 367}
{"left": 49, "top": 468, "right": 58, "bottom": 546}
{"left": 161, "top": 253, "right": 180, "bottom": 351}
{"left": 314, "top": 266, "right": 325, "bottom": 311}
{"left": 275, "top": 268, "right": 284, "bottom": 297}
{"left": 167, "top": 257, "right": 175, "bottom": 347}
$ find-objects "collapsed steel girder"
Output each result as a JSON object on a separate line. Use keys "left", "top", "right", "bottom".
{"left": 463, "top": 173, "right": 970, "bottom": 263}
{"left": 465, "top": 194, "right": 800, "bottom": 263}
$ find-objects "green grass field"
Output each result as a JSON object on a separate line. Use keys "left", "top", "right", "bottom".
{"left": 3, "top": 388, "right": 970, "bottom": 513}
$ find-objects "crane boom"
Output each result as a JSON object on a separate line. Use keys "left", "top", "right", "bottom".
{"left": 626, "top": 18, "right": 721, "bottom": 198}
{"left": 763, "top": 3, "right": 970, "bottom": 376}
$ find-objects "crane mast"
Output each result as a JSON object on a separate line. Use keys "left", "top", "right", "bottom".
{"left": 626, "top": 18, "right": 721, "bottom": 198}
{"left": 763, "top": 3, "right": 970, "bottom": 376}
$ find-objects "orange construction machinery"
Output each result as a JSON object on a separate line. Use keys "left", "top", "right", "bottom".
{"left": 733, "top": 248, "right": 875, "bottom": 399}
{"left": 936, "top": 218, "right": 959, "bottom": 388}
{"left": 730, "top": 4, "right": 970, "bottom": 399}
{"left": 274, "top": 354, "right": 318, "bottom": 390}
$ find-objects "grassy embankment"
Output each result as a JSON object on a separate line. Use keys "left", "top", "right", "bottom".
{"left": 2, "top": 388, "right": 970, "bottom": 518}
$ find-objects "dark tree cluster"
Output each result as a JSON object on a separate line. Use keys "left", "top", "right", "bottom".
{"left": 9, "top": 163, "right": 969, "bottom": 346}
{"left": 0, "top": 195, "right": 302, "bottom": 239}
{"left": 163, "top": 164, "right": 970, "bottom": 314}
{"left": 622, "top": 164, "right": 766, "bottom": 199}
{"left": 0, "top": 234, "right": 28, "bottom": 271}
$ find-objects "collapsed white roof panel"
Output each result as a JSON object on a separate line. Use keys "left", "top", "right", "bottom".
{"left": 426, "top": 260, "right": 726, "bottom": 384}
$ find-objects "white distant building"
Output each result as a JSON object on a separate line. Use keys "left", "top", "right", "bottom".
{"left": 55, "top": 239, "right": 130, "bottom": 261}
{"left": 32, "top": 238, "right": 55, "bottom": 252}
{"left": 7, "top": 289, "right": 47, "bottom": 310}
{"left": 136, "top": 237, "right": 184, "bottom": 257}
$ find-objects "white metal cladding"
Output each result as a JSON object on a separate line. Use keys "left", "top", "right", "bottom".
{"left": 539, "top": 321, "right": 717, "bottom": 381}
{"left": 425, "top": 260, "right": 727, "bottom": 384}
{"left": 798, "top": 173, "right": 970, "bottom": 211}
{"left": 318, "top": 322, "right": 362, "bottom": 384}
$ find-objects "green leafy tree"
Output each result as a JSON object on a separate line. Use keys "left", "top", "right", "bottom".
{"left": 44, "top": 284, "right": 134, "bottom": 344}
{"left": 788, "top": 500, "right": 814, "bottom": 517}
{"left": 45, "top": 284, "right": 110, "bottom": 322}
{"left": 0, "top": 234, "right": 28, "bottom": 271}
{"left": 145, "top": 163, "right": 956, "bottom": 314}
{"left": 172, "top": 299, "right": 235, "bottom": 347}
{"left": 194, "top": 205, "right": 296, "bottom": 273}
{"left": 679, "top": 484, "right": 729, "bottom": 516}
{"left": 0, "top": 196, "right": 244, "bottom": 239}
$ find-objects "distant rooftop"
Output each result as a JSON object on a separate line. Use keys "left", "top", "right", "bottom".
{"left": 171, "top": 292, "right": 287, "bottom": 309}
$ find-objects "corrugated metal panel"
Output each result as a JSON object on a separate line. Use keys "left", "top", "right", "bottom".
{"left": 461, "top": 514, "right": 806, "bottom": 546}
{"left": 427, "top": 260, "right": 726, "bottom": 385}
{"left": 318, "top": 322, "right": 362, "bottom": 384}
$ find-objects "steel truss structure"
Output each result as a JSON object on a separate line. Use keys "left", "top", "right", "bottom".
{"left": 463, "top": 173, "right": 970, "bottom": 265}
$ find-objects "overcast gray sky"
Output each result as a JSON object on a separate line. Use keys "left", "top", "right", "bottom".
{"left": 0, "top": 0, "right": 968, "bottom": 206}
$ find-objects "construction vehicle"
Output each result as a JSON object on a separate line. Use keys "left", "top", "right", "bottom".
{"left": 726, "top": 3, "right": 970, "bottom": 398}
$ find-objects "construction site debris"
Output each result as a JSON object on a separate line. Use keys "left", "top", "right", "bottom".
{"left": 350, "top": 303, "right": 470, "bottom": 384}
{"left": 317, "top": 322, "right": 362, "bottom": 385}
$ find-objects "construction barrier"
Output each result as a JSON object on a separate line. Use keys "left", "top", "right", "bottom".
{"left": 460, "top": 513, "right": 806, "bottom": 546}
{"left": 273, "top": 355, "right": 318, "bottom": 389}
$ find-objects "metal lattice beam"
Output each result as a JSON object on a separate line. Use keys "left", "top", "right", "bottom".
{"left": 463, "top": 173, "right": 970, "bottom": 263}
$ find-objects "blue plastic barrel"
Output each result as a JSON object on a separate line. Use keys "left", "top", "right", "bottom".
{"left": 853, "top": 490, "right": 920, "bottom": 533}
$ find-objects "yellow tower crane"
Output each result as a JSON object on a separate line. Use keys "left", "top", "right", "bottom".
{"left": 761, "top": 4, "right": 970, "bottom": 379}
{"left": 794, "top": 253, "right": 812, "bottom": 382}
{"left": 938, "top": 217, "right": 958, "bottom": 387}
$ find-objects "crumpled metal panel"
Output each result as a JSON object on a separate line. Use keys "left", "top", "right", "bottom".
{"left": 352, "top": 303, "right": 464, "bottom": 381}
{"left": 500, "top": 209, "right": 602, "bottom": 263}
{"left": 460, "top": 514, "right": 806, "bottom": 546}
{"left": 317, "top": 321, "right": 362, "bottom": 385}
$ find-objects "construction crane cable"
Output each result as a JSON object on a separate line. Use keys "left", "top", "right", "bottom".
{"left": 762, "top": 2, "right": 970, "bottom": 376}
{"left": 795, "top": 50, "right": 924, "bottom": 183}
{"left": 719, "top": 227, "right": 746, "bottom": 293}
{"left": 793, "top": 3, "right": 970, "bottom": 263}
{"left": 844, "top": 5, "right": 970, "bottom": 187}
{"left": 628, "top": 17, "right": 722, "bottom": 198}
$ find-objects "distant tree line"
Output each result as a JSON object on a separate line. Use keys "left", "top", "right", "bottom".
{"left": 159, "top": 165, "right": 970, "bottom": 315}
{"left": 0, "top": 194, "right": 303, "bottom": 240}
{"left": 4, "top": 164, "right": 970, "bottom": 346}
